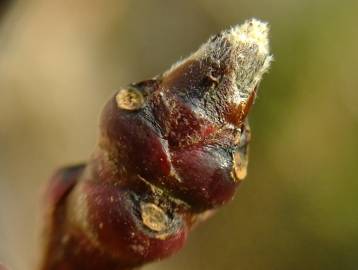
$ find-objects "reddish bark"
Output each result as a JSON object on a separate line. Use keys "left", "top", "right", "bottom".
{"left": 39, "top": 19, "right": 271, "bottom": 270}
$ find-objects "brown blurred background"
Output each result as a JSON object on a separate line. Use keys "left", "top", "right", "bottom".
{"left": 0, "top": 0, "right": 357, "bottom": 269}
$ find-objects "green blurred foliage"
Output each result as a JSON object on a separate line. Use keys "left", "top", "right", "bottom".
{"left": 0, "top": 1, "right": 357, "bottom": 269}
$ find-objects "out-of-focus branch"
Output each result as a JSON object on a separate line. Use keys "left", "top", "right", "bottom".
{"left": 0, "top": 0, "right": 13, "bottom": 22}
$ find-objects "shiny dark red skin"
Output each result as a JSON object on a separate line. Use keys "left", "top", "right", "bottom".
{"left": 41, "top": 46, "right": 253, "bottom": 270}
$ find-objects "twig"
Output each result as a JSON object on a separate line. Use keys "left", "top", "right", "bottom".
{"left": 39, "top": 18, "right": 272, "bottom": 270}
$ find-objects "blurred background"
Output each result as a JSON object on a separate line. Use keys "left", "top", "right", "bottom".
{"left": 0, "top": 0, "right": 357, "bottom": 269}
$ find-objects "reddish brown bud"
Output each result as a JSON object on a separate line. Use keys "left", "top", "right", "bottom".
{"left": 40, "top": 18, "right": 272, "bottom": 270}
